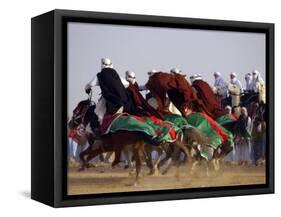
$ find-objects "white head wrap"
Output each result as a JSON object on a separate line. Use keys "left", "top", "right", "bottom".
{"left": 170, "top": 68, "right": 186, "bottom": 77}
{"left": 147, "top": 69, "right": 158, "bottom": 77}
{"left": 230, "top": 72, "right": 237, "bottom": 83}
{"left": 190, "top": 74, "right": 202, "bottom": 83}
{"left": 245, "top": 72, "right": 252, "bottom": 81}
{"left": 252, "top": 69, "right": 264, "bottom": 84}
{"left": 101, "top": 58, "right": 113, "bottom": 69}
{"left": 225, "top": 105, "right": 232, "bottom": 114}
{"left": 214, "top": 71, "right": 221, "bottom": 80}
{"left": 125, "top": 70, "right": 136, "bottom": 84}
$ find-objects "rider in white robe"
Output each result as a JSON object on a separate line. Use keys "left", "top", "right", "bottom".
{"left": 229, "top": 72, "right": 243, "bottom": 93}
{"left": 85, "top": 58, "right": 129, "bottom": 123}
{"left": 213, "top": 71, "right": 228, "bottom": 99}
{"left": 250, "top": 69, "right": 265, "bottom": 92}
{"left": 245, "top": 72, "right": 253, "bottom": 92}
{"left": 250, "top": 69, "right": 266, "bottom": 103}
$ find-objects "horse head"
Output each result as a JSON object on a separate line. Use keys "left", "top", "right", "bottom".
{"left": 68, "top": 100, "right": 92, "bottom": 129}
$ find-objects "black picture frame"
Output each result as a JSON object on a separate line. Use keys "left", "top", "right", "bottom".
{"left": 31, "top": 9, "right": 274, "bottom": 207}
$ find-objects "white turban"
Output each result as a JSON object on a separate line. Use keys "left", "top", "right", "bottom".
{"left": 147, "top": 69, "right": 158, "bottom": 77}
{"left": 125, "top": 70, "right": 136, "bottom": 84}
{"left": 252, "top": 69, "right": 264, "bottom": 85}
{"left": 101, "top": 58, "right": 113, "bottom": 69}
{"left": 170, "top": 68, "right": 186, "bottom": 77}
{"left": 190, "top": 74, "right": 202, "bottom": 83}
{"left": 214, "top": 71, "right": 221, "bottom": 77}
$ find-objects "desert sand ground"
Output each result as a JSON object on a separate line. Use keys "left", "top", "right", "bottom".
{"left": 67, "top": 162, "right": 266, "bottom": 195}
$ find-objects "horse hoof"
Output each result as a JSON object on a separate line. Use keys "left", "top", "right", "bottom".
{"left": 149, "top": 168, "right": 159, "bottom": 176}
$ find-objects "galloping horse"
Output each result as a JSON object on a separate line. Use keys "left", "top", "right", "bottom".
{"left": 68, "top": 97, "right": 197, "bottom": 183}
{"left": 145, "top": 73, "right": 250, "bottom": 173}
{"left": 68, "top": 98, "right": 152, "bottom": 183}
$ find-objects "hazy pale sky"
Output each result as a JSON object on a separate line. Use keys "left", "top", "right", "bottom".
{"left": 67, "top": 22, "right": 266, "bottom": 116}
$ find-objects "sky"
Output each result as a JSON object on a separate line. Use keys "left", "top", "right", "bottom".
{"left": 67, "top": 22, "right": 266, "bottom": 116}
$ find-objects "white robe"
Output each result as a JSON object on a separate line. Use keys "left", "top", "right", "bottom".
{"left": 214, "top": 77, "right": 228, "bottom": 98}
{"left": 229, "top": 78, "right": 243, "bottom": 94}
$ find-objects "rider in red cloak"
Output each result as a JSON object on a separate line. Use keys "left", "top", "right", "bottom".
{"left": 145, "top": 69, "right": 199, "bottom": 116}
{"left": 125, "top": 71, "right": 163, "bottom": 119}
{"left": 190, "top": 74, "right": 226, "bottom": 119}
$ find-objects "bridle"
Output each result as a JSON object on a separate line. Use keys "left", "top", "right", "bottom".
{"left": 71, "top": 90, "right": 95, "bottom": 127}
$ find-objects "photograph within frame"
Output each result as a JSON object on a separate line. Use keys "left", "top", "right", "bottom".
{"left": 60, "top": 11, "right": 268, "bottom": 203}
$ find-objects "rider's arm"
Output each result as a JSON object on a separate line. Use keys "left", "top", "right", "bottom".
{"left": 85, "top": 76, "right": 99, "bottom": 91}
{"left": 120, "top": 76, "right": 130, "bottom": 88}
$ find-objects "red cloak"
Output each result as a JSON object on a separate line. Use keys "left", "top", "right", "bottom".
{"left": 192, "top": 79, "right": 226, "bottom": 119}
{"left": 145, "top": 72, "right": 198, "bottom": 115}
{"left": 127, "top": 82, "right": 163, "bottom": 119}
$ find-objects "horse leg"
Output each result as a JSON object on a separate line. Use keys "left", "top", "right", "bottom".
{"left": 99, "top": 153, "right": 105, "bottom": 162}
{"left": 151, "top": 149, "right": 163, "bottom": 176}
{"left": 127, "top": 149, "right": 133, "bottom": 169}
{"left": 104, "top": 152, "right": 113, "bottom": 163}
{"left": 143, "top": 145, "right": 154, "bottom": 174}
{"left": 174, "top": 139, "right": 191, "bottom": 163}
{"left": 133, "top": 142, "right": 144, "bottom": 186}
{"left": 204, "top": 160, "right": 210, "bottom": 177}
{"left": 190, "top": 160, "right": 199, "bottom": 175}
{"left": 124, "top": 150, "right": 133, "bottom": 169}
{"left": 111, "top": 150, "right": 121, "bottom": 168}
{"left": 78, "top": 147, "right": 101, "bottom": 171}
{"left": 170, "top": 145, "right": 181, "bottom": 180}
{"left": 216, "top": 158, "right": 221, "bottom": 171}
{"left": 78, "top": 145, "right": 93, "bottom": 171}
{"left": 212, "top": 157, "right": 221, "bottom": 172}
{"left": 159, "top": 146, "right": 173, "bottom": 174}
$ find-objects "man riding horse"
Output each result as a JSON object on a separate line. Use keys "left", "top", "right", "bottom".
{"left": 190, "top": 74, "right": 226, "bottom": 119}
{"left": 85, "top": 58, "right": 137, "bottom": 116}
{"left": 145, "top": 69, "right": 198, "bottom": 117}
{"left": 125, "top": 70, "right": 163, "bottom": 119}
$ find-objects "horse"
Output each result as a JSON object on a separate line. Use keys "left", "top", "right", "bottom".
{"left": 160, "top": 104, "right": 239, "bottom": 174}
{"left": 157, "top": 126, "right": 213, "bottom": 177}
{"left": 68, "top": 99, "right": 148, "bottom": 181}
{"left": 69, "top": 97, "right": 196, "bottom": 184}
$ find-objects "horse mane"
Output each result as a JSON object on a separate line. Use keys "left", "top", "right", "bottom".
{"left": 84, "top": 104, "right": 99, "bottom": 128}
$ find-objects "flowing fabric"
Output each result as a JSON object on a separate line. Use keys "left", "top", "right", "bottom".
{"left": 192, "top": 79, "right": 226, "bottom": 119}
{"left": 216, "top": 114, "right": 237, "bottom": 125}
{"left": 186, "top": 112, "right": 233, "bottom": 149}
{"left": 145, "top": 72, "right": 198, "bottom": 115}
{"left": 97, "top": 68, "right": 137, "bottom": 114}
{"left": 164, "top": 113, "right": 192, "bottom": 129}
{"left": 100, "top": 113, "right": 181, "bottom": 144}
{"left": 126, "top": 82, "right": 163, "bottom": 119}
